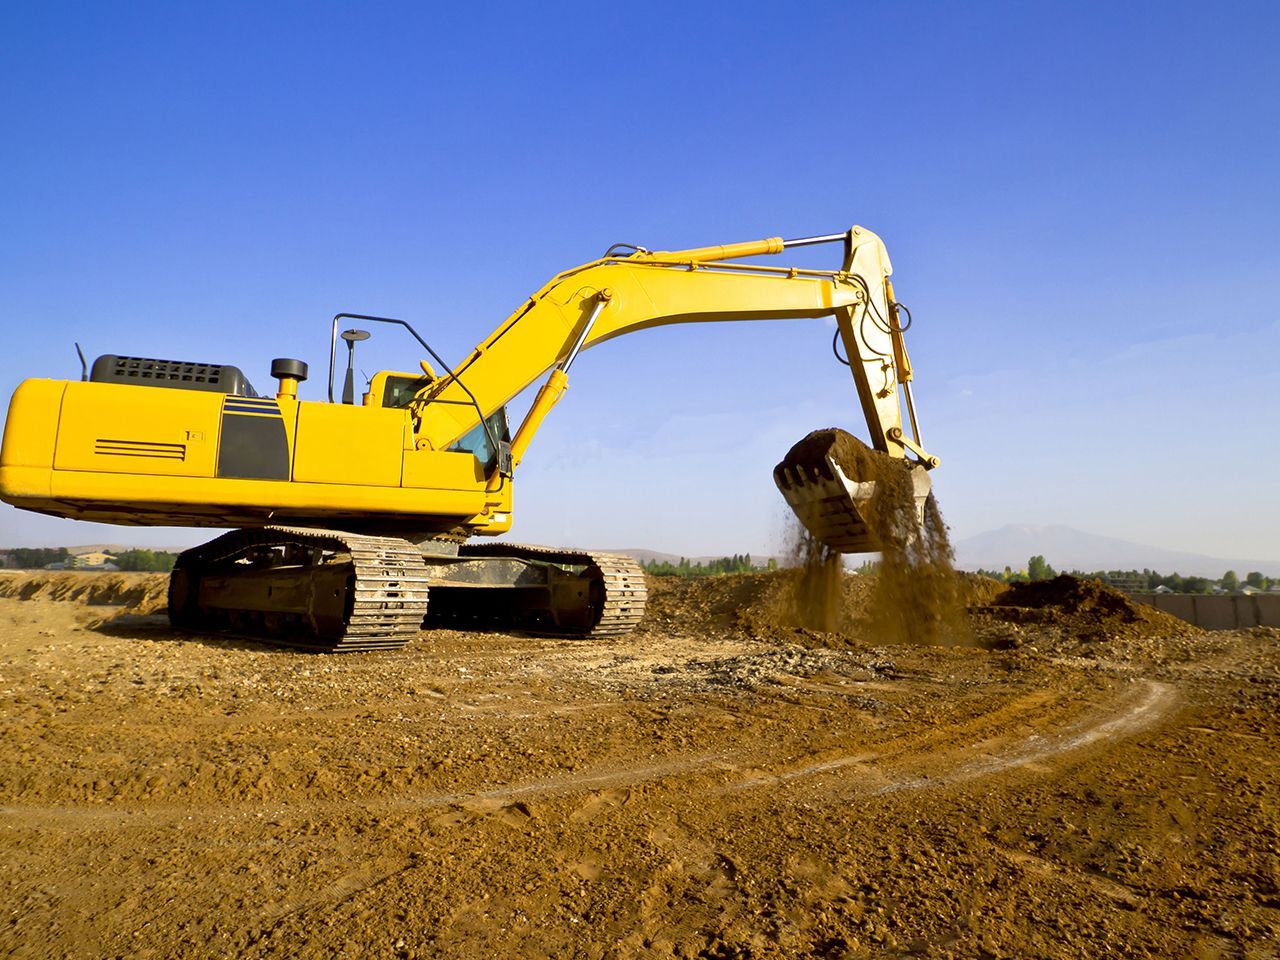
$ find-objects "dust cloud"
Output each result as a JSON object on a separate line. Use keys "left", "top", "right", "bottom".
{"left": 780, "top": 428, "right": 969, "bottom": 644}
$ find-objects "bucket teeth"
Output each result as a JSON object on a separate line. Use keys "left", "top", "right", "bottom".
{"left": 773, "top": 452, "right": 931, "bottom": 554}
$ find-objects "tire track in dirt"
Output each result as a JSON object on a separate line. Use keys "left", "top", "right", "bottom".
{"left": 725, "top": 679, "right": 1175, "bottom": 794}
{"left": 254, "top": 856, "right": 417, "bottom": 925}
{"left": 229, "top": 680, "right": 1178, "bottom": 943}
{"left": 0, "top": 679, "right": 1175, "bottom": 835}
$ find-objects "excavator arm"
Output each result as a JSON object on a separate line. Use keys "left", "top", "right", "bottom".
{"left": 410, "top": 226, "right": 933, "bottom": 475}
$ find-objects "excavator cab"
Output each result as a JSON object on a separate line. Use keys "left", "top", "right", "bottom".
{"left": 366, "top": 371, "right": 511, "bottom": 472}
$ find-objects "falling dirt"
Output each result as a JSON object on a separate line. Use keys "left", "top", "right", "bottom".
{"left": 784, "top": 523, "right": 844, "bottom": 632}
{"left": 3, "top": 571, "right": 1278, "bottom": 960}
{"left": 778, "top": 428, "right": 970, "bottom": 645}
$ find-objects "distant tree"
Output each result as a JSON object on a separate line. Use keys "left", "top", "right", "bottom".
{"left": 8, "top": 547, "right": 69, "bottom": 569}
{"left": 960, "top": 564, "right": 1263, "bottom": 593}
{"left": 1027, "top": 555, "right": 1055, "bottom": 581}
{"left": 642, "top": 554, "right": 758, "bottom": 578}
{"left": 1000, "top": 565, "right": 1027, "bottom": 583}
{"left": 114, "top": 549, "right": 177, "bottom": 572}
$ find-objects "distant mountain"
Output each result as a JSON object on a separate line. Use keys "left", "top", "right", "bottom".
{"left": 953, "top": 525, "right": 1280, "bottom": 578}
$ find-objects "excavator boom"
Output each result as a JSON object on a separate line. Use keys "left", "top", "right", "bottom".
{"left": 408, "top": 226, "right": 935, "bottom": 553}
{"left": 411, "top": 227, "right": 928, "bottom": 465}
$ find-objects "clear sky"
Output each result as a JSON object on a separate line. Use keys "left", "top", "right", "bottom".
{"left": 2, "top": 1, "right": 1277, "bottom": 560}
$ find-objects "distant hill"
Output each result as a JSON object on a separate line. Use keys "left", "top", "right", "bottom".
{"left": 953, "top": 525, "right": 1280, "bottom": 578}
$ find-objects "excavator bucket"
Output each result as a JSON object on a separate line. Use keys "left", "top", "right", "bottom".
{"left": 773, "top": 430, "right": 932, "bottom": 554}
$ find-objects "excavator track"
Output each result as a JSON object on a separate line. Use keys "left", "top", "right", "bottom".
{"left": 169, "top": 526, "right": 430, "bottom": 652}
{"left": 455, "top": 542, "right": 648, "bottom": 636}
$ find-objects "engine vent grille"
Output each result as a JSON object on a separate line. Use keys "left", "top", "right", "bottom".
{"left": 94, "top": 438, "right": 187, "bottom": 461}
{"left": 89, "top": 354, "right": 258, "bottom": 397}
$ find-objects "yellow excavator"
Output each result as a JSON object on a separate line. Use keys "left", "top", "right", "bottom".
{"left": 0, "top": 226, "right": 937, "bottom": 650}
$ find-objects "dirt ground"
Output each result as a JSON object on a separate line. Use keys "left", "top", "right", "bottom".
{"left": 2, "top": 570, "right": 1278, "bottom": 959}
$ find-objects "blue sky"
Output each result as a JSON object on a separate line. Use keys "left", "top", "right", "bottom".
{"left": 2, "top": 1, "right": 1277, "bottom": 560}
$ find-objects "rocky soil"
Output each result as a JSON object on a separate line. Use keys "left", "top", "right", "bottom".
{"left": 1, "top": 570, "right": 1278, "bottom": 959}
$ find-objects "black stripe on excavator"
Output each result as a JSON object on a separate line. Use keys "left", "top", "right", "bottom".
{"left": 216, "top": 400, "right": 289, "bottom": 480}
{"left": 224, "top": 399, "right": 281, "bottom": 414}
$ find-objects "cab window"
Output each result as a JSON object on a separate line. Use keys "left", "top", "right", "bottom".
{"left": 381, "top": 375, "right": 430, "bottom": 408}
{"left": 450, "top": 408, "right": 511, "bottom": 471}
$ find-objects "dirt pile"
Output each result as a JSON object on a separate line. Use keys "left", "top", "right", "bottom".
{"left": 638, "top": 573, "right": 780, "bottom": 636}
{"left": 639, "top": 570, "right": 872, "bottom": 644}
{"left": 0, "top": 570, "right": 169, "bottom": 613}
{"left": 642, "top": 569, "right": 1000, "bottom": 648}
{"left": 734, "top": 569, "right": 878, "bottom": 642}
{"left": 973, "top": 574, "right": 1202, "bottom": 651}
{"left": 777, "top": 428, "right": 970, "bottom": 645}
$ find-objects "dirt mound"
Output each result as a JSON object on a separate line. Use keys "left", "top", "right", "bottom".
{"left": 638, "top": 573, "right": 780, "bottom": 636}
{"left": 976, "top": 574, "right": 1200, "bottom": 648}
{"left": 639, "top": 570, "right": 873, "bottom": 645}
{"left": 962, "top": 572, "right": 1008, "bottom": 606}
{"left": 735, "top": 569, "right": 878, "bottom": 644}
{"left": 0, "top": 571, "right": 169, "bottom": 613}
{"left": 642, "top": 569, "right": 1003, "bottom": 648}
